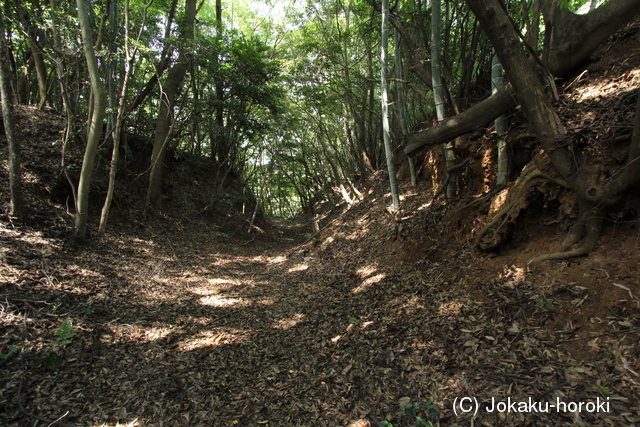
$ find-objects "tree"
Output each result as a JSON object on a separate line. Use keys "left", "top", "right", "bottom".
{"left": 0, "top": 5, "right": 23, "bottom": 217}
{"left": 146, "top": 0, "right": 198, "bottom": 210}
{"left": 16, "top": 1, "right": 49, "bottom": 108}
{"left": 394, "top": 24, "right": 416, "bottom": 187}
{"left": 380, "top": 0, "right": 400, "bottom": 214}
{"left": 431, "top": 0, "right": 456, "bottom": 199}
{"left": 405, "top": 0, "right": 640, "bottom": 157}
{"left": 491, "top": 53, "right": 508, "bottom": 187}
{"left": 74, "top": 0, "right": 108, "bottom": 239}
{"left": 466, "top": 0, "right": 640, "bottom": 261}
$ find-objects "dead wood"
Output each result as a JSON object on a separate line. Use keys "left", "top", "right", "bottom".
{"left": 405, "top": 6, "right": 640, "bottom": 158}
{"left": 404, "top": 86, "right": 517, "bottom": 157}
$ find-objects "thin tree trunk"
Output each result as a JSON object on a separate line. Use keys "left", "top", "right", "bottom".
{"left": 432, "top": 0, "right": 456, "bottom": 198}
{"left": 381, "top": 0, "right": 400, "bottom": 214}
{"left": 395, "top": 22, "right": 416, "bottom": 187}
{"left": 146, "top": 0, "right": 198, "bottom": 210}
{"left": 491, "top": 53, "right": 508, "bottom": 187}
{"left": 0, "top": 7, "right": 23, "bottom": 217}
{"left": 17, "top": 5, "right": 49, "bottom": 108}
{"left": 99, "top": 0, "right": 138, "bottom": 234}
{"left": 75, "top": 0, "right": 109, "bottom": 239}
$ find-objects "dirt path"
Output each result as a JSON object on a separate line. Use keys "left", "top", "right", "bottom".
{"left": 2, "top": 215, "right": 640, "bottom": 426}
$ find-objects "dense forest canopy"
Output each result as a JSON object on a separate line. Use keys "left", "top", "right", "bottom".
{"left": 1, "top": 0, "right": 639, "bottom": 257}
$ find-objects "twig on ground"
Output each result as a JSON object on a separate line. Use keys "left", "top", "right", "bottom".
{"left": 16, "top": 380, "right": 75, "bottom": 427}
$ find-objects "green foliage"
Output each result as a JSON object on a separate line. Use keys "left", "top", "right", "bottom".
{"left": 0, "top": 344, "right": 24, "bottom": 360}
{"left": 50, "top": 317, "right": 76, "bottom": 346}
{"left": 535, "top": 300, "right": 555, "bottom": 310}
{"left": 554, "top": 0, "right": 596, "bottom": 11}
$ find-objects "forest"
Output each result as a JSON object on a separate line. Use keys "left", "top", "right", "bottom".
{"left": 1, "top": 0, "right": 640, "bottom": 425}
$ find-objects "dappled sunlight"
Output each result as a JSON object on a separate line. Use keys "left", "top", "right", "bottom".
{"left": 352, "top": 273, "right": 386, "bottom": 294}
{"left": 360, "top": 320, "right": 375, "bottom": 330}
{"left": 417, "top": 201, "right": 433, "bottom": 211}
{"left": 269, "top": 255, "right": 287, "bottom": 265}
{"left": 355, "top": 265, "right": 377, "bottom": 278}
{"left": 198, "top": 294, "right": 246, "bottom": 307}
{"left": 272, "top": 313, "right": 305, "bottom": 330}
{"left": 189, "top": 279, "right": 236, "bottom": 295}
{"left": 497, "top": 264, "right": 527, "bottom": 289}
{"left": 108, "top": 323, "right": 180, "bottom": 343}
{"left": 489, "top": 188, "right": 510, "bottom": 214}
{"left": 176, "top": 328, "right": 248, "bottom": 352}
{"left": 257, "top": 296, "right": 278, "bottom": 306}
{"left": 329, "top": 334, "right": 343, "bottom": 344}
{"left": 288, "top": 263, "right": 309, "bottom": 272}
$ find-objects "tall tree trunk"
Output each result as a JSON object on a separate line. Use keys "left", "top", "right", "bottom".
{"left": 146, "top": 0, "right": 198, "bottom": 210}
{"left": 406, "top": 0, "right": 640, "bottom": 157}
{"left": 75, "top": 0, "right": 108, "bottom": 239}
{"left": 99, "top": 0, "right": 138, "bottom": 234}
{"left": 0, "top": 6, "right": 23, "bottom": 217}
{"left": 465, "top": 0, "right": 566, "bottom": 174}
{"left": 364, "top": 0, "right": 433, "bottom": 89}
{"left": 432, "top": 0, "right": 456, "bottom": 198}
{"left": 381, "top": 0, "right": 400, "bottom": 214}
{"left": 17, "top": 4, "right": 49, "bottom": 108}
{"left": 395, "top": 22, "right": 416, "bottom": 187}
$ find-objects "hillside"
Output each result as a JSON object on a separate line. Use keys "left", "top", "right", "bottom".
{"left": 2, "top": 22, "right": 640, "bottom": 427}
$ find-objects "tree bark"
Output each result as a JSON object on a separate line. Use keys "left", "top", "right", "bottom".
{"left": 75, "top": 0, "right": 108, "bottom": 239}
{"left": 146, "top": 0, "right": 198, "bottom": 210}
{"left": 381, "top": 0, "right": 400, "bottom": 213}
{"left": 466, "top": 0, "right": 568, "bottom": 172}
{"left": 547, "top": 0, "right": 640, "bottom": 77}
{"left": 17, "top": 4, "right": 49, "bottom": 108}
{"left": 406, "top": 0, "right": 640, "bottom": 157}
{"left": 0, "top": 7, "right": 23, "bottom": 217}
{"left": 405, "top": 85, "right": 517, "bottom": 156}
{"left": 363, "top": 0, "right": 433, "bottom": 88}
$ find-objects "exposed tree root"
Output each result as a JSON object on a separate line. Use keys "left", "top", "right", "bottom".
{"left": 474, "top": 167, "right": 567, "bottom": 250}
{"left": 528, "top": 213, "right": 604, "bottom": 265}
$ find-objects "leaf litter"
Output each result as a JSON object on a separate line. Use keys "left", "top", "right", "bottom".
{"left": 1, "top": 21, "right": 640, "bottom": 427}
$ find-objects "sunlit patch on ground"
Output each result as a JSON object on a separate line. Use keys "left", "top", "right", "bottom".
{"left": 175, "top": 328, "right": 247, "bottom": 352}
{"left": 355, "top": 265, "right": 377, "bottom": 278}
{"left": 269, "top": 255, "right": 287, "bottom": 264}
{"left": 109, "top": 323, "right": 180, "bottom": 342}
{"left": 189, "top": 279, "right": 235, "bottom": 294}
{"left": 272, "top": 313, "right": 305, "bottom": 330}
{"left": 288, "top": 263, "right": 309, "bottom": 272}
{"left": 198, "top": 294, "right": 245, "bottom": 307}
{"left": 352, "top": 273, "right": 386, "bottom": 294}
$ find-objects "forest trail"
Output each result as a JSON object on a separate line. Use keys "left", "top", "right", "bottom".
{"left": 3, "top": 197, "right": 640, "bottom": 426}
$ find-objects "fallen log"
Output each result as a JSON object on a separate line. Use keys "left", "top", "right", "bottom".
{"left": 404, "top": 2, "right": 640, "bottom": 157}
